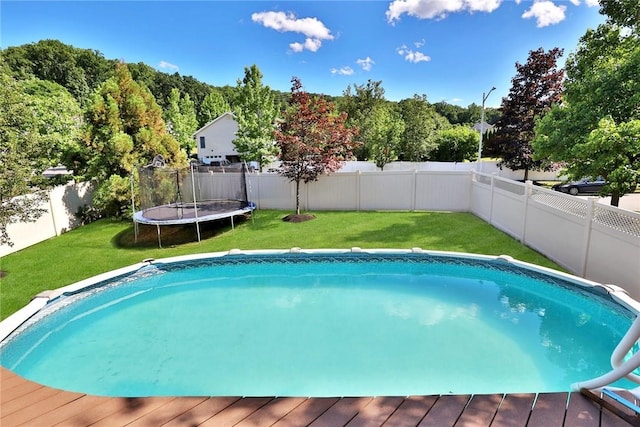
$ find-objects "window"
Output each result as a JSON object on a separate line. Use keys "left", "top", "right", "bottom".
{"left": 199, "top": 136, "right": 205, "bottom": 149}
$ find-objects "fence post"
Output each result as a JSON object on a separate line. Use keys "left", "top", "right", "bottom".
{"left": 581, "top": 197, "right": 597, "bottom": 277}
{"left": 412, "top": 169, "right": 417, "bottom": 211}
{"left": 489, "top": 174, "right": 496, "bottom": 224}
{"left": 356, "top": 170, "right": 361, "bottom": 212}
{"left": 48, "top": 188, "right": 59, "bottom": 236}
{"left": 521, "top": 180, "right": 533, "bottom": 244}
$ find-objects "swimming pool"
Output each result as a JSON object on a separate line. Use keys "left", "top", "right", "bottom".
{"left": 1, "top": 248, "right": 638, "bottom": 397}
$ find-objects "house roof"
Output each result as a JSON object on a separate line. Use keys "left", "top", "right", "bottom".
{"left": 192, "top": 111, "right": 235, "bottom": 137}
{"left": 473, "top": 121, "right": 495, "bottom": 133}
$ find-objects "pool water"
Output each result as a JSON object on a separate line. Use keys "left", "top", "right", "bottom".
{"left": 0, "top": 254, "right": 635, "bottom": 397}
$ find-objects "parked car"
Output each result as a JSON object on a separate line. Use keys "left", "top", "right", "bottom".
{"left": 552, "top": 177, "right": 607, "bottom": 195}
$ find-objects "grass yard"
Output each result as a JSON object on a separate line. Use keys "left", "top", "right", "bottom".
{"left": 0, "top": 210, "right": 563, "bottom": 321}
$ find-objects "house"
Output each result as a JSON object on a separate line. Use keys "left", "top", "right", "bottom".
{"left": 473, "top": 121, "right": 495, "bottom": 134}
{"left": 192, "top": 112, "right": 241, "bottom": 165}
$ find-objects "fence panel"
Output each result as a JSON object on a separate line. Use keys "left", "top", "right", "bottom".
{"left": 415, "top": 171, "right": 470, "bottom": 211}
{"left": 248, "top": 174, "right": 294, "bottom": 210}
{"left": 358, "top": 171, "right": 414, "bottom": 210}
{"left": 524, "top": 194, "right": 589, "bottom": 274}
{"left": 303, "top": 173, "right": 358, "bottom": 211}
{"left": 469, "top": 174, "right": 493, "bottom": 222}
{"left": 0, "top": 182, "right": 93, "bottom": 258}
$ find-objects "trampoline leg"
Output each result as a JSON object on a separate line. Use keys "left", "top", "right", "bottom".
{"left": 156, "top": 224, "right": 162, "bottom": 248}
{"left": 231, "top": 216, "right": 235, "bottom": 232}
{"left": 196, "top": 221, "right": 201, "bottom": 242}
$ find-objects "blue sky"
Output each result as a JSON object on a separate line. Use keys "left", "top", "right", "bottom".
{"left": 2, "top": 1, "right": 604, "bottom": 107}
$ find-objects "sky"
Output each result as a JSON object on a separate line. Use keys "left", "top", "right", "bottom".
{"left": 1, "top": 0, "right": 605, "bottom": 107}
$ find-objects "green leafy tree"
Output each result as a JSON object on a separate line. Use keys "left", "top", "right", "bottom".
{"left": 398, "top": 95, "right": 449, "bottom": 161}
{"left": 486, "top": 47, "right": 564, "bottom": 180}
{"left": 433, "top": 126, "right": 480, "bottom": 162}
{"left": 0, "top": 68, "right": 50, "bottom": 245}
{"left": 276, "top": 77, "right": 359, "bottom": 215}
{"left": 165, "top": 88, "right": 198, "bottom": 155}
{"left": 365, "top": 104, "right": 404, "bottom": 170}
{"left": 571, "top": 118, "right": 640, "bottom": 199}
{"left": 2, "top": 39, "right": 112, "bottom": 105}
{"left": 197, "top": 90, "right": 230, "bottom": 127}
{"left": 599, "top": 0, "right": 640, "bottom": 30}
{"left": 81, "top": 63, "right": 185, "bottom": 216}
{"left": 22, "top": 79, "right": 82, "bottom": 168}
{"left": 233, "top": 65, "right": 279, "bottom": 170}
{"left": 533, "top": 18, "right": 639, "bottom": 206}
{"left": 338, "top": 79, "right": 386, "bottom": 160}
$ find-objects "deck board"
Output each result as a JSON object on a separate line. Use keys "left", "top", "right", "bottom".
{"left": 419, "top": 395, "right": 471, "bottom": 426}
{"left": 1, "top": 368, "right": 638, "bottom": 426}
{"left": 492, "top": 393, "right": 536, "bottom": 427}
{"left": 455, "top": 394, "right": 503, "bottom": 426}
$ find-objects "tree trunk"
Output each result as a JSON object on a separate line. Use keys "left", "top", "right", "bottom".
{"left": 295, "top": 179, "right": 301, "bottom": 215}
{"left": 611, "top": 191, "right": 620, "bottom": 207}
{"left": 523, "top": 167, "right": 529, "bottom": 181}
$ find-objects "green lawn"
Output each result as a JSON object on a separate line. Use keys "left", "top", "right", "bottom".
{"left": 0, "top": 210, "right": 562, "bottom": 320}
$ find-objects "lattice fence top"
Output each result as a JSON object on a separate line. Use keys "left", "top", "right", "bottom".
{"left": 530, "top": 188, "right": 588, "bottom": 219}
{"left": 530, "top": 187, "right": 640, "bottom": 237}
{"left": 594, "top": 204, "right": 640, "bottom": 238}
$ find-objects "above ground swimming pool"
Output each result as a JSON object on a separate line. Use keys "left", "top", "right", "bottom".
{"left": 1, "top": 249, "right": 638, "bottom": 397}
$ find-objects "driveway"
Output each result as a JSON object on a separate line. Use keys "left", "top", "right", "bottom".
{"left": 596, "top": 193, "right": 640, "bottom": 212}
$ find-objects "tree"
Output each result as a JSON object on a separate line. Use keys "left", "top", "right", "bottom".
{"left": 398, "top": 95, "right": 449, "bottom": 161}
{"left": 197, "top": 90, "right": 230, "bottom": 127}
{"left": 1, "top": 39, "right": 110, "bottom": 105}
{"left": 81, "top": 63, "right": 185, "bottom": 216}
{"left": 275, "top": 77, "right": 359, "bottom": 216}
{"left": 486, "top": 47, "right": 564, "bottom": 180}
{"left": 433, "top": 126, "right": 480, "bottom": 162}
{"left": 533, "top": 20, "right": 640, "bottom": 206}
{"left": 571, "top": 118, "right": 640, "bottom": 201}
{"left": 22, "top": 79, "right": 83, "bottom": 168}
{"left": 165, "top": 88, "right": 198, "bottom": 155}
{"left": 338, "top": 79, "right": 386, "bottom": 160}
{"left": 233, "top": 65, "right": 279, "bottom": 170}
{"left": 365, "top": 104, "right": 404, "bottom": 170}
{"left": 0, "top": 68, "right": 49, "bottom": 246}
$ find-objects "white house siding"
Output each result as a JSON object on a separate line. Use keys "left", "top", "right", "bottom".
{"left": 193, "top": 113, "right": 239, "bottom": 164}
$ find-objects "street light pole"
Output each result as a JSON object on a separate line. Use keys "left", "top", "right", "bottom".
{"left": 477, "top": 86, "right": 496, "bottom": 172}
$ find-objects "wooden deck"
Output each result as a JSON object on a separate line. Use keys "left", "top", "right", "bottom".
{"left": 1, "top": 367, "right": 638, "bottom": 426}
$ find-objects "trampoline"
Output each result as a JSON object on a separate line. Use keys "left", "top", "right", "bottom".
{"left": 132, "top": 159, "right": 255, "bottom": 247}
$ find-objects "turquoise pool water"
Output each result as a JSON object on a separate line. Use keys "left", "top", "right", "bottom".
{"left": 0, "top": 253, "right": 635, "bottom": 397}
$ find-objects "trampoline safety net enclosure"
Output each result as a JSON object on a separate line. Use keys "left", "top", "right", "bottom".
{"left": 133, "top": 162, "right": 255, "bottom": 246}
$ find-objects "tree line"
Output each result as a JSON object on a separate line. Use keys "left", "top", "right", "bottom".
{"left": 0, "top": 39, "right": 494, "bottom": 232}
{"left": 2, "top": 0, "right": 637, "bottom": 245}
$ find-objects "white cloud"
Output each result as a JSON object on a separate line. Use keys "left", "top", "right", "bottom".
{"left": 522, "top": 0, "right": 566, "bottom": 27}
{"left": 386, "top": 0, "right": 502, "bottom": 24}
{"left": 290, "top": 42, "right": 304, "bottom": 53}
{"left": 158, "top": 61, "right": 179, "bottom": 72}
{"left": 585, "top": 0, "right": 599, "bottom": 6}
{"left": 356, "top": 57, "right": 375, "bottom": 71}
{"left": 397, "top": 45, "right": 431, "bottom": 63}
{"left": 414, "top": 38, "right": 426, "bottom": 48}
{"left": 569, "top": 0, "right": 581, "bottom": 5}
{"left": 290, "top": 38, "right": 323, "bottom": 53}
{"left": 252, "top": 11, "right": 334, "bottom": 53}
{"left": 330, "top": 66, "right": 354, "bottom": 76}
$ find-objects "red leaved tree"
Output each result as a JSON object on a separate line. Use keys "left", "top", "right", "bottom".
{"left": 485, "top": 47, "right": 564, "bottom": 180}
{"left": 275, "top": 77, "right": 359, "bottom": 216}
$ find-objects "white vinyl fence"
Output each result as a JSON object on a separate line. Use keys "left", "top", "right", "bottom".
{"left": 3, "top": 167, "right": 638, "bottom": 301}
{"left": 469, "top": 172, "right": 640, "bottom": 300}
{"left": 0, "top": 182, "right": 93, "bottom": 258}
